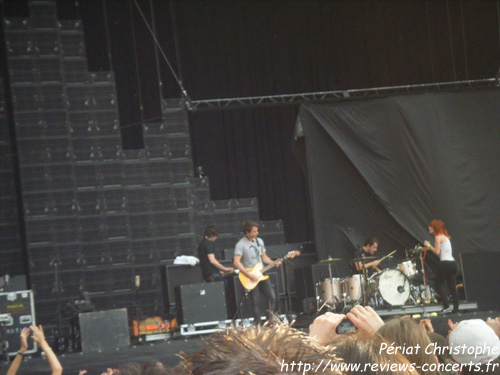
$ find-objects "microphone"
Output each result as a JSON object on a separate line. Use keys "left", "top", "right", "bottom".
{"left": 135, "top": 275, "right": 140, "bottom": 288}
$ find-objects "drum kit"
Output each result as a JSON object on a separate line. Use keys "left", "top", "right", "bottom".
{"left": 315, "top": 246, "right": 437, "bottom": 312}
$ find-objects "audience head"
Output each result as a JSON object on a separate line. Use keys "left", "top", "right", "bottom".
{"left": 378, "top": 317, "right": 438, "bottom": 375}
{"left": 178, "top": 321, "right": 340, "bottom": 375}
{"left": 449, "top": 319, "right": 500, "bottom": 364}
{"left": 118, "top": 361, "right": 168, "bottom": 375}
{"left": 333, "top": 334, "right": 419, "bottom": 375}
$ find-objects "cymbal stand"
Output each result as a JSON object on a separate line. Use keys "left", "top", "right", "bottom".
{"left": 419, "top": 252, "right": 432, "bottom": 305}
{"left": 316, "top": 261, "right": 335, "bottom": 313}
{"left": 340, "top": 278, "right": 349, "bottom": 313}
{"left": 327, "top": 262, "right": 336, "bottom": 309}
{"left": 366, "top": 272, "right": 380, "bottom": 307}
{"left": 355, "top": 246, "right": 369, "bottom": 305}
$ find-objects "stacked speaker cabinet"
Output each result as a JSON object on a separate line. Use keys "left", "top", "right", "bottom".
{"left": 0, "top": 80, "right": 24, "bottom": 277}
{"left": 2, "top": 0, "right": 289, "bottom": 329}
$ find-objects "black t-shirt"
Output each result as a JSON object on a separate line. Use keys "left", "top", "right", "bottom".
{"left": 350, "top": 246, "right": 376, "bottom": 276}
{"left": 197, "top": 238, "right": 219, "bottom": 280}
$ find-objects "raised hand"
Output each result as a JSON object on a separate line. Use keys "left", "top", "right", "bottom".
{"left": 419, "top": 319, "right": 434, "bottom": 333}
{"left": 309, "top": 312, "right": 346, "bottom": 346}
{"left": 346, "top": 305, "right": 384, "bottom": 337}
{"left": 447, "top": 319, "right": 459, "bottom": 339}
{"left": 20, "top": 327, "right": 30, "bottom": 351}
{"left": 29, "top": 325, "right": 46, "bottom": 345}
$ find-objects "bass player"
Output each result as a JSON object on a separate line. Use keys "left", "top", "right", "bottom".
{"left": 233, "top": 220, "right": 281, "bottom": 324}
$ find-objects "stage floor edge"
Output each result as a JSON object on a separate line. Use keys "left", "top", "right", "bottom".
{"left": 368, "top": 300, "right": 477, "bottom": 317}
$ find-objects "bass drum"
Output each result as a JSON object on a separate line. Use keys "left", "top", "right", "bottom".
{"left": 374, "top": 269, "right": 410, "bottom": 306}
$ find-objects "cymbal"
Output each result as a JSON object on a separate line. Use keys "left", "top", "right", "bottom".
{"left": 317, "top": 257, "right": 345, "bottom": 264}
{"left": 349, "top": 256, "right": 377, "bottom": 262}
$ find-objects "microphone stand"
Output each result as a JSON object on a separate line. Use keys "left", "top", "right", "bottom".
{"left": 232, "top": 288, "right": 251, "bottom": 324}
{"left": 280, "top": 257, "right": 293, "bottom": 316}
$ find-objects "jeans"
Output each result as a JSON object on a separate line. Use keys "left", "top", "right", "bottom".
{"left": 249, "top": 278, "right": 276, "bottom": 323}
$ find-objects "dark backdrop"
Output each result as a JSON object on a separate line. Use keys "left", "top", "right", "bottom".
{"left": 298, "top": 88, "right": 500, "bottom": 262}
{"left": 1, "top": 1, "right": 500, "bottom": 244}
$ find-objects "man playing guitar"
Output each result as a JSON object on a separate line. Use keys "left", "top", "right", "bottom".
{"left": 233, "top": 220, "right": 281, "bottom": 324}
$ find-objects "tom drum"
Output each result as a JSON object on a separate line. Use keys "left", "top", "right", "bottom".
{"left": 398, "top": 260, "right": 418, "bottom": 278}
{"left": 316, "top": 278, "right": 344, "bottom": 306}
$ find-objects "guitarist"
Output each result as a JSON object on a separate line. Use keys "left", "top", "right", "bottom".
{"left": 198, "top": 226, "right": 234, "bottom": 282}
{"left": 233, "top": 221, "right": 281, "bottom": 324}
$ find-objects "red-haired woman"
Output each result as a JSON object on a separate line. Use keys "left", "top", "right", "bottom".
{"left": 424, "top": 220, "right": 459, "bottom": 314}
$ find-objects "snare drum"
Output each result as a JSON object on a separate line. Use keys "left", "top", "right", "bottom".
{"left": 316, "top": 278, "right": 344, "bottom": 306}
{"left": 346, "top": 274, "right": 365, "bottom": 302}
{"left": 398, "top": 260, "right": 417, "bottom": 278}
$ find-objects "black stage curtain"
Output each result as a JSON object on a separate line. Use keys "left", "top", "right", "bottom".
{"left": 297, "top": 88, "right": 500, "bottom": 263}
{"left": 188, "top": 106, "right": 314, "bottom": 242}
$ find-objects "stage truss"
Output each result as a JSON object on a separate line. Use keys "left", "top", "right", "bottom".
{"left": 187, "top": 78, "right": 497, "bottom": 111}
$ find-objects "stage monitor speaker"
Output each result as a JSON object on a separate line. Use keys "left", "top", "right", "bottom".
{"left": 0, "top": 290, "right": 37, "bottom": 356}
{"left": 79, "top": 308, "right": 130, "bottom": 353}
{"left": 460, "top": 251, "right": 500, "bottom": 310}
{"left": 175, "top": 281, "right": 227, "bottom": 324}
{"left": 229, "top": 272, "right": 279, "bottom": 320}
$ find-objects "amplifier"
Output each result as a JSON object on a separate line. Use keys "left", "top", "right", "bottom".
{"left": 175, "top": 281, "right": 227, "bottom": 324}
{"left": 0, "top": 290, "right": 37, "bottom": 357}
{"left": 162, "top": 264, "right": 203, "bottom": 311}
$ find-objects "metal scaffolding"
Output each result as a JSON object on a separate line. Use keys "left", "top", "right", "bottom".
{"left": 187, "top": 78, "right": 498, "bottom": 111}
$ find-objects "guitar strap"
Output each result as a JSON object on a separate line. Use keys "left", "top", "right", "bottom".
{"left": 255, "top": 238, "right": 263, "bottom": 256}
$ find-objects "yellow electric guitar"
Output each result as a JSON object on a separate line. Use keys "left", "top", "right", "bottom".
{"left": 239, "top": 251, "right": 300, "bottom": 291}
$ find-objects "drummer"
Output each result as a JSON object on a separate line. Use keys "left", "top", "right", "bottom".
{"left": 353, "top": 237, "right": 382, "bottom": 274}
